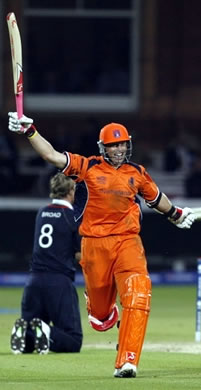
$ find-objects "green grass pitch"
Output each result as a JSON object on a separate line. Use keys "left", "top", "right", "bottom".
{"left": 0, "top": 285, "right": 201, "bottom": 390}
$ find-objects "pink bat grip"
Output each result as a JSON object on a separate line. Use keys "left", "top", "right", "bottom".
{"left": 15, "top": 91, "right": 23, "bottom": 119}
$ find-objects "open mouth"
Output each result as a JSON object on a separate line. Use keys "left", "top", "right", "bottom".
{"left": 114, "top": 152, "right": 124, "bottom": 159}
{"left": 111, "top": 153, "right": 126, "bottom": 166}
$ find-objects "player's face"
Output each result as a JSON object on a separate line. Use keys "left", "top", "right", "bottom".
{"left": 105, "top": 141, "right": 127, "bottom": 167}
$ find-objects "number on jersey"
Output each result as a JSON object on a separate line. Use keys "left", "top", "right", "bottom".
{"left": 39, "top": 223, "right": 53, "bottom": 248}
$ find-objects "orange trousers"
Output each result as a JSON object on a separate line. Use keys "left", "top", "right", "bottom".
{"left": 80, "top": 234, "right": 149, "bottom": 320}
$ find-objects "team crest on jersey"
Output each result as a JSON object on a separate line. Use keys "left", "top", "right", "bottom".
{"left": 126, "top": 351, "right": 136, "bottom": 361}
{"left": 96, "top": 176, "right": 106, "bottom": 184}
{"left": 113, "top": 129, "right": 121, "bottom": 138}
{"left": 128, "top": 177, "right": 134, "bottom": 187}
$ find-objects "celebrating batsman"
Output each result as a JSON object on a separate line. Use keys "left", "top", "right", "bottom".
{"left": 8, "top": 113, "right": 195, "bottom": 378}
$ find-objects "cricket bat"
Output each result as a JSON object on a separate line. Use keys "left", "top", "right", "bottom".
{"left": 7, "top": 12, "right": 23, "bottom": 119}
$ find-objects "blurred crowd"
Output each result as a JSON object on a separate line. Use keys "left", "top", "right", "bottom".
{"left": 1, "top": 116, "right": 201, "bottom": 199}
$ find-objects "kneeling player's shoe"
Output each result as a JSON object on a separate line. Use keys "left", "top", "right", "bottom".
{"left": 114, "top": 363, "right": 137, "bottom": 378}
{"left": 30, "top": 318, "right": 50, "bottom": 354}
{"left": 10, "top": 318, "right": 28, "bottom": 354}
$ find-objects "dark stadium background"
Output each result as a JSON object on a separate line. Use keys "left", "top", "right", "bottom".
{"left": 1, "top": 0, "right": 201, "bottom": 283}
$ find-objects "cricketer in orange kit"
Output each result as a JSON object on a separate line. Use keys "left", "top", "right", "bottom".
{"left": 63, "top": 123, "right": 155, "bottom": 373}
{"left": 8, "top": 113, "right": 195, "bottom": 378}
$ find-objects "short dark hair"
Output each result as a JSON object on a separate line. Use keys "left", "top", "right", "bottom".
{"left": 49, "top": 173, "right": 75, "bottom": 199}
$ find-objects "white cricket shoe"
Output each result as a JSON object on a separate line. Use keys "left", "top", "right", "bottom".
{"left": 114, "top": 362, "right": 137, "bottom": 378}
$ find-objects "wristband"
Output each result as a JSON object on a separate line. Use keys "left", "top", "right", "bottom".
{"left": 165, "top": 206, "right": 182, "bottom": 221}
{"left": 26, "top": 125, "right": 37, "bottom": 139}
{"left": 170, "top": 207, "right": 182, "bottom": 221}
{"left": 164, "top": 205, "right": 176, "bottom": 218}
{"left": 28, "top": 130, "right": 38, "bottom": 139}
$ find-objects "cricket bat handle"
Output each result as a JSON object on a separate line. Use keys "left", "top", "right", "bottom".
{"left": 16, "top": 92, "right": 23, "bottom": 119}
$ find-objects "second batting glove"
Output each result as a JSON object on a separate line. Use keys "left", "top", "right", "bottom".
{"left": 168, "top": 207, "right": 195, "bottom": 229}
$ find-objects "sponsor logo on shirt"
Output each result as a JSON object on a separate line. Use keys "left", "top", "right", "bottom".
{"left": 96, "top": 176, "right": 106, "bottom": 184}
{"left": 99, "top": 189, "right": 131, "bottom": 196}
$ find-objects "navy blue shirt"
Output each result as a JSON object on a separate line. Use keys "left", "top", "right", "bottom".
{"left": 30, "top": 200, "right": 81, "bottom": 280}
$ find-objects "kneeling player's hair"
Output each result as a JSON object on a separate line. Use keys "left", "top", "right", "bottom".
{"left": 49, "top": 173, "right": 75, "bottom": 199}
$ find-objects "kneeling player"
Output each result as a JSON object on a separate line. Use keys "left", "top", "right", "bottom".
{"left": 10, "top": 173, "right": 83, "bottom": 354}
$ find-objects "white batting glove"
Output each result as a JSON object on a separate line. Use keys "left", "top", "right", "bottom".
{"left": 168, "top": 207, "right": 195, "bottom": 229}
{"left": 8, "top": 112, "right": 33, "bottom": 134}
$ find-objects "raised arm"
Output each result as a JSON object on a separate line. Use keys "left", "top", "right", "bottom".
{"left": 8, "top": 112, "right": 66, "bottom": 169}
{"left": 28, "top": 130, "right": 66, "bottom": 169}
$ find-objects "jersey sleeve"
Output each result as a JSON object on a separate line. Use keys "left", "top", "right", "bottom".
{"left": 62, "top": 152, "right": 102, "bottom": 181}
{"left": 62, "top": 152, "right": 89, "bottom": 181}
{"left": 139, "top": 165, "right": 160, "bottom": 203}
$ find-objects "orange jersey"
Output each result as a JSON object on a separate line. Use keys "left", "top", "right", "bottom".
{"left": 63, "top": 153, "right": 159, "bottom": 237}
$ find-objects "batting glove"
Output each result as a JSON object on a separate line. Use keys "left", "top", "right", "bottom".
{"left": 8, "top": 112, "right": 33, "bottom": 134}
{"left": 168, "top": 207, "right": 195, "bottom": 229}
